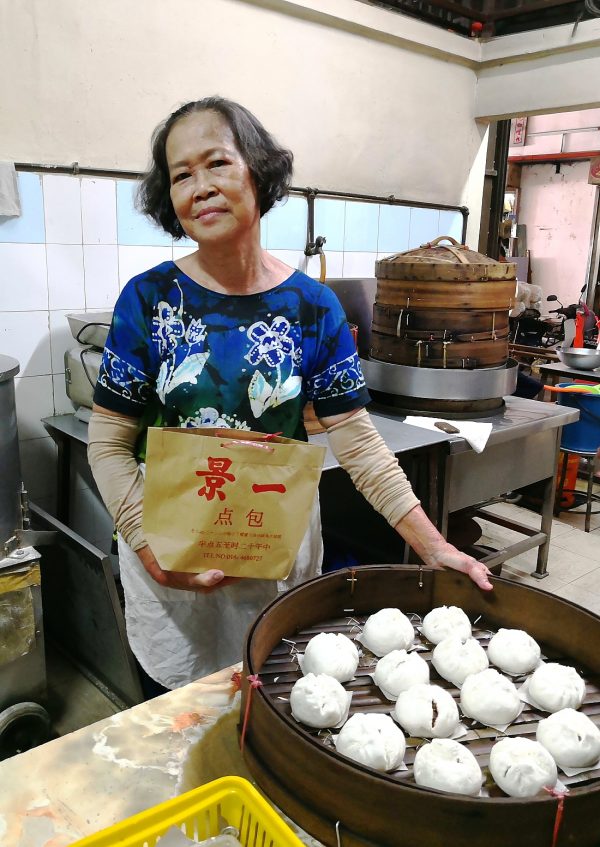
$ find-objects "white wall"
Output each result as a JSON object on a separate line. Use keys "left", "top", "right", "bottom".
{"left": 508, "top": 109, "right": 600, "bottom": 158}
{"left": 476, "top": 20, "right": 600, "bottom": 120}
{"left": 0, "top": 0, "right": 482, "bottom": 209}
{"left": 516, "top": 162, "right": 597, "bottom": 306}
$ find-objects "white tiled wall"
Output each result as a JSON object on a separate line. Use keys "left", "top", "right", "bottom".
{"left": 0, "top": 169, "right": 463, "bottom": 516}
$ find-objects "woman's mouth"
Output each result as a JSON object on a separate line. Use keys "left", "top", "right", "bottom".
{"left": 196, "top": 208, "right": 227, "bottom": 221}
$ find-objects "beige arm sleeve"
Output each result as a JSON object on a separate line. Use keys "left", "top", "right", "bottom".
{"left": 325, "top": 408, "right": 420, "bottom": 527}
{"left": 87, "top": 411, "right": 146, "bottom": 551}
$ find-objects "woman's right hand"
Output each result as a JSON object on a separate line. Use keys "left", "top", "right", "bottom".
{"left": 136, "top": 545, "right": 239, "bottom": 593}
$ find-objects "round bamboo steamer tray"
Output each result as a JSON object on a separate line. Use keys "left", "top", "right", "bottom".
{"left": 241, "top": 567, "right": 600, "bottom": 847}
{"left": 370, "top": 332, "right": 508, "bottom": 368}
{"left": 372, "top": 305, "right": 510, "bottom": 339}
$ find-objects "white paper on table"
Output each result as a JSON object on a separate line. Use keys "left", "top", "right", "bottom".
{"left": 403, "top": 416, "right": 493, "bottom": 453}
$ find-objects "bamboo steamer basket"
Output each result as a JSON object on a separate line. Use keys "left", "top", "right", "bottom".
{"left": 241, "top": 567, "right": 600, "bottom": 847}
{"left": 372, "top": 237, "right": 516, "bottom": 369}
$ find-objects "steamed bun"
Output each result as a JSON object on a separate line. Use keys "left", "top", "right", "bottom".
{"left": 413, "top": 739, "right": 482, "bottom": 796}
{"left": 360, "top": 608, "right": 415, "bottom": 657}
{"left": 334, "top": 712, "right": 406, "bottom": 772}
{"left": 422, "top": 606, "right": 472, "bottom": 645}
{"left": 373, "top": 649, "right": 430, "bottom": 699}
{"left": 487, "top": 628, "right": 541, "bottom": 675}
{"left": 290, "top": 673, "right": 351, "bottom": 728}
{"left": 432, "top": 636, "right": 489, "bottom": 687}
{"left": 528, "top": 662, "right": 586, "bottom": 713}
{"left": 394, "top": 684, "right": 459, "bottom": 738}
{"left": 537, "top": 708, "right": 600, "bottom": 768}
{"left": 489, "top": 737, "right": 557, "bottom": 797}
{"left": 460, "top": 669, "right": 521, "bottom": 726}
{"left": 300, "top": 632, "right": 359, "bottom": 683}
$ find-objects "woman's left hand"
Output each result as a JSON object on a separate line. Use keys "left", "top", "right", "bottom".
{"left": 394, "top": 505, "right": 494, "bottom": 591}
{"left": 424, "top": 541, "right": 494, "bottom": 591}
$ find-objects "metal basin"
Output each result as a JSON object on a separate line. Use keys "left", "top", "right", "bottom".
{"left": 556, "top": 346, "right": 600, "bottom": 371}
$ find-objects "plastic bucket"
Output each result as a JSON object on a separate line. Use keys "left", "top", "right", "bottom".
{"left": 557, "top": 383, "right": 600, "bottom": 452}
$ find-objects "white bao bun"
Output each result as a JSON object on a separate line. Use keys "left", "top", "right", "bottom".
{"left": 290, "top": 673, "right": 350, "bottom": 729}
{"left": 487, "top": 628, "right": 541, "bottom": 675}
{"left": 413, "top": 739, "right": 483, "bottom": 796}
{"left": 489, "top": 737, "right": 557, "bottom": 798}
{"left": 334, "top": 712, "right": 406, "bottom": 772}
{"left": 300, "top": 633, "right": 359, "bottom": 683}
{"left": 528, "top": 663, "right": 586, "bottom": 713}
{"left": 373, "top": 649, "right": 430, "bottom": 699}
{"left": 394, "top": 684, "right": 459, "bottom": 738}
{"left": 432, "top": 636, "right": 489, "bottom": 687}
{"left": 421, "top": 606, "right": 472, "bottom": 645}
{"left": 361, "top": 608, "right": 415, "bottom": 657}
{"left": 460, "top": 669, "right": 521, "bottom": 726}
{"left": 536, "top": 708, "right": 600, "bottom": 768}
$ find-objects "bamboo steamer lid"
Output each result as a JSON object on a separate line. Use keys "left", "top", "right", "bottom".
{"left": 375, "top": 236, "right": 516, "bottom": 311}
{"left": 375, "top": 235, "right": 516, "bottom": 282}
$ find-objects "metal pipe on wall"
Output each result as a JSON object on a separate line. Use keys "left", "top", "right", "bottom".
{"left": 14, "top": 163, "right": 470, "bottom": 245}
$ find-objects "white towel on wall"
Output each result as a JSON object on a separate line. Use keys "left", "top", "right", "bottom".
{"left": 0, "top": 162, "right": 21, "bottom": 217}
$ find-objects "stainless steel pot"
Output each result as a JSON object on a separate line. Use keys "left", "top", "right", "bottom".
{"left": 0, "top": 356, "right": 22, "bottom": 548}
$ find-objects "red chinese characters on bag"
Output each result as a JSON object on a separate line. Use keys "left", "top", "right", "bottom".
{"left": 195, "top": 457, "right": 235, "bottom": 501}
{"left": 195, "top": 455, "right": 287, "bottom": 525}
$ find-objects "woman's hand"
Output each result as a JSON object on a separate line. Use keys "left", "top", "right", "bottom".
{"left": 137, "top": 545, "right": 240, "bottom": 593}
{"left": 395, "top": 505, "right": 494, "bottom": 592}
{"left": 423, "top": 540, "right": 494, "bottom": 592}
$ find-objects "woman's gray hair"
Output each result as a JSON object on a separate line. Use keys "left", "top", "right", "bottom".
{"left": 137, "top": 96, "right": 293, "bottom": 239}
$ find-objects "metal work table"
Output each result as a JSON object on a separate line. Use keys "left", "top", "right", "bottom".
{"left": 539, "top": 361, "right": 600, "bottom": 389}
{"left": 314, "top": 397, "right": 578, "bottom": 578}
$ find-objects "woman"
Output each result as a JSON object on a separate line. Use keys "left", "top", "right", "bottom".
{"left": 88, "top": 96, "right": 492, "bottom": 695}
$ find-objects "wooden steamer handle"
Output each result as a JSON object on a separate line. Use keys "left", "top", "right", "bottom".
{"left": 420, "top": 235, "right": 471, "bottom": 264}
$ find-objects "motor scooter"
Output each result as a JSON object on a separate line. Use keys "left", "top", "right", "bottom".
{"left": 546, "top": 284, "right": 599, "bottom": 349}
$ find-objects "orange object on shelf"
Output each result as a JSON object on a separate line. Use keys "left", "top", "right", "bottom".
{"left": 556, "top": 451, "right": 579, "bottom": 510}
{"left": 574, "top": 312, "right": 585, "bottom": 348}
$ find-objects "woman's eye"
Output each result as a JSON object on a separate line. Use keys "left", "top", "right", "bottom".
{"left": 172, "top": 172, "right": 190, "bottom": 183}
{"left": 210, "top": 159, "right": 227, "bottom": 169}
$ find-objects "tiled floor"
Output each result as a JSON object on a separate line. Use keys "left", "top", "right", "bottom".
{"left": 476, "top": 490, "right": 600, "bottom": 615}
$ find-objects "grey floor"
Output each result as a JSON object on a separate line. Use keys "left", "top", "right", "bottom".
{"left": 45, "top": 643, "right": 122, "bottom": 738}
{"left": 42, "top": 474, "right": 600, "bottom": 738}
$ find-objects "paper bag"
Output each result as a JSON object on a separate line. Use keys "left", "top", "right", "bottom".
{"left": 142, "top": 427, "right": 326, "bottom": 580}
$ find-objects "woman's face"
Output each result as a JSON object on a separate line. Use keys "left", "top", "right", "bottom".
{"left": 166, "top": 110, "right": 260, "bottom": 246}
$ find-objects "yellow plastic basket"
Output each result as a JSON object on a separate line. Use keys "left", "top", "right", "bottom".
{"left": 71, "top": 776, "right": 304, "bottom": 847}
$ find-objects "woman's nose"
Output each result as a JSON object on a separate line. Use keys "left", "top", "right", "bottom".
{"left": 192, "top": 170, "right": 216, "bottom": 200}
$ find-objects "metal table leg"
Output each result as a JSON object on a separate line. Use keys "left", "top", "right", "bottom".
{"left": 532, "top": 428, "right": 561, "bottom": 579}
{"left": 55, "top": 434, "right": 71, "bottom": 525}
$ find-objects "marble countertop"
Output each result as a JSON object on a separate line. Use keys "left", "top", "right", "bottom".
{"left": 0, "top": 664, "right": 291, "bottom": 847}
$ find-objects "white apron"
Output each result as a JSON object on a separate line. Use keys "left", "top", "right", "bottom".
{"left": 118, "top": 495, "right": 323, "bottom": 689}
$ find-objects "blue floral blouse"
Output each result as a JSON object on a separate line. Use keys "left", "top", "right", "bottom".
{"left": 94, "top": 262, "right": 369, "bottom": 451}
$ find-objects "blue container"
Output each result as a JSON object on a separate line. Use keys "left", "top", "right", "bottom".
{"left": 557, "top": 383, "right": 600, "bottom": 452}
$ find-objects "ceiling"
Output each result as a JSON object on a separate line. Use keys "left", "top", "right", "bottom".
{"left": 361, "top": 0, "right": 598, "bottom": 36}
